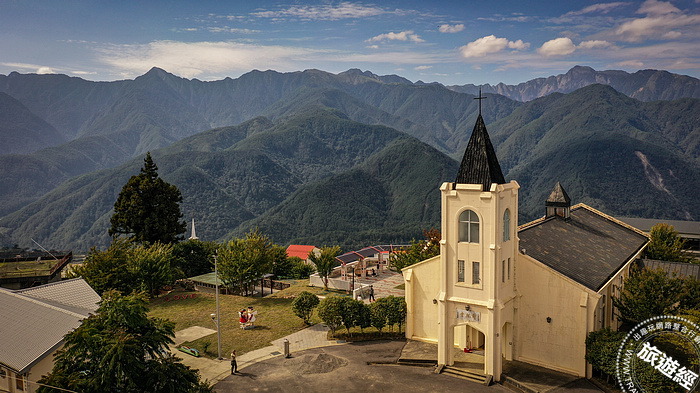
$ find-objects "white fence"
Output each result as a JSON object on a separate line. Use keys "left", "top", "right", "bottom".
{"left": 309, "top": 273, "right": 372, "bottom": 300}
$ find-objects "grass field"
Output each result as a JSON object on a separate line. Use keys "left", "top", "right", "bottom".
{"left": 0, "top": 260, "right": 53, "bottom": 277}
{"left": 148, "top": 280, "right": 351, "bottom": 358}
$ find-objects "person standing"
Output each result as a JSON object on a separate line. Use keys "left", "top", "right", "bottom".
{"left": 230, "top": 350, "right": 237, "bottom": 374}
{"left": 369, "top": 285, "right": 375, "bottom": 302}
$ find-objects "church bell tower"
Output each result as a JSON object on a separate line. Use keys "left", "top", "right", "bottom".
{"left": 437, "top": 92, "right": 519, "bottom": 381}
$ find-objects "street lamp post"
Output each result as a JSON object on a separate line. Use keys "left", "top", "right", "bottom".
{"left": 213, "top": 253, "right": 222, "bottom": 360}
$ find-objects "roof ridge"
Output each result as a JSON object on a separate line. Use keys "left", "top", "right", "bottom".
{"left": 518, "top": 215, "right": 550, "bottom": 231}
{"left": 573, "top": 203, "right": 649, "bottom": 238}
{"left": 14, "top": 277, "right": 83, "bottom": 293}
{"left": 2, "top": 290, "right": 88, "bottom": 319}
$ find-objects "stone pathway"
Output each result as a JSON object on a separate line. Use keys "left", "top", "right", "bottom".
{"left": 169, "top": 323, "right": 341, "bottom": 386}
{"left": 354, "top": 269, "right": 405, "bottom": 299}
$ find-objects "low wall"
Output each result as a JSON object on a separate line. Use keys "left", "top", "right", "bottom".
{"left": 309, "top": 274, "right": 351, "bottom": 291}
{"left": 309, "top": 274, "right": 372, "bottom": 300}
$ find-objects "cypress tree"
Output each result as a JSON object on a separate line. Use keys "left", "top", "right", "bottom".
{"left": 109, "top": 152, "right": 186, "bottom": 244}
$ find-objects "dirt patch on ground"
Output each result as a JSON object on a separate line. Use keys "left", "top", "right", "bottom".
{"left": 284, "top": 352, "right": 348, "bottom": 375}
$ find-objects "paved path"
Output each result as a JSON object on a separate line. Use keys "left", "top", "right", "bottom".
{"left": 215, "top": 340, "right": 512, "bottom": 393}
{"left": 172, "top": 324, "right": 605, "bottom": 392}
{"left": 354, "top": 269, "right": 405, "bottom": 300}
{"left": 170, "top": 323, "right": 341, "bottom": 385}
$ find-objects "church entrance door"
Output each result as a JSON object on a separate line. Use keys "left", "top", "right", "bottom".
{"left": 452, "top": 324, "right": 486, "bottom": 374}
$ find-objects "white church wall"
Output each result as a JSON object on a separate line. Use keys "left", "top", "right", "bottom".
{"left": 516, "top": 254, "right": 598, "bottom": 376}
{"left": 403, "top": 255, "right": 440, "bottom": 342}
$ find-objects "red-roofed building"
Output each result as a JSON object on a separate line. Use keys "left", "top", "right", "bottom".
{"left": 286, "top": 245, "right": 320, "bottom": 265}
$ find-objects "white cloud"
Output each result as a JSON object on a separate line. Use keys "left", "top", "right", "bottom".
{"left": 339, "top": 51, "right": 447, "bottom": 65}
{"left": 251, "top": 2, "right": 392, "bottom": 21}
{"left": 614, "top": 60, "right": 645, "bottom": 68}
{"left": 367, "top": 30, "right": 425, "bottom": 43}
{"left": 662, "top": 31, "right": 682, "bottom": 39}
{"left": 208, "top": 27, "right": 259, "bottom": 34}
{"left": 459, "top": 35, "right": 530, "bottom": 58}
{"left": 537, "top": 37, "right": 576, "bottom": 56}
{"left": 439, "top": 24, "right": 465, "bottom": 33}
{"left": 37, "top": 67, "right": 55, "bottom": 74}
{"left": 0, "top": 62, "right": 58, "bottom": 74}
{"left": 96, "top": 41, "right": 322, "bottom": 78}
{"left": 71, "top": 70, "right": 97, "bottom": 76}
{"left": 415, "top": 65, "right": 432, "bottom": 70}
{"left": 637, "top": 0, "right": 680, "bottom": 15}
{"left": 564, "top": 2, "right": 630, "bottom": 16}
{"left": 613, "top": 0, "right": 700, "bottom": 42}
{"left": 578, "top": 40, "right": 613, "bottom": 49}
{"left": 615, "top": 13, "right": 700, "bottom": 42}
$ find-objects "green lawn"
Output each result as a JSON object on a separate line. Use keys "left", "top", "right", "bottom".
{"left": 148, "top": 281, "right": 348, "bottom": 358}
{"left": 0, "top": 260, "right": 53, "bottom": 277}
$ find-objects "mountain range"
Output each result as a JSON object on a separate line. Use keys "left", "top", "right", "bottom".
{"left": 447, "top": 65, "right": 700, "bottom": 102}
{"left": 0, "top": 66, "right": 698, "bottom": 252}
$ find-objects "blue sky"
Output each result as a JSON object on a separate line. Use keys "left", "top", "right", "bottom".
{"left": 1, "top": 0, "right": 699, "bottom": 85}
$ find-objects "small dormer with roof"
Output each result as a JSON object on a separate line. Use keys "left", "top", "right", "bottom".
{"left": 545, "top": 182, "right": 571, "bottom": 219}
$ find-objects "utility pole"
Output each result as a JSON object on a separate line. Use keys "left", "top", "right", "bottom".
{"left": 213, "top": 252, "right": 222, "bottom": 360}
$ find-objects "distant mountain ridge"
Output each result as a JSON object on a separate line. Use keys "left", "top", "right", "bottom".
{"left": 0, "top": 92, "right": 65, "bottom": 154}
{"left": 0, "top": 67, "right": 519, "bottom": 217}
{"left": 2, "top": 109, "right": 455, "bottom": 251}
{"left": 447, "top": 66, "right": 700, "bottom": 102}
{"left": 1, "top": 66, "right": 699, "bottom": 252}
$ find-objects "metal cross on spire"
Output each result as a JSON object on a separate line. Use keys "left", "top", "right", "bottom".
{"left": 474, "top": 87, "right": 486, "bottom": 115}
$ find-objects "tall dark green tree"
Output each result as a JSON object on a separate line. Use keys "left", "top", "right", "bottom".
{"left": 171, "top": 239, "right": 219, "bottom": 278}
{"left": 109, "top": 152, "right": 186, "bottom": 244}
{"left": 217, "top": 229, "right": 274, "bottom": 295}
{"left": 38, "top": 291, "right": 212, "bottom": 393}
{"left": 612, "top": 267, "right": 684, "bottom": 325}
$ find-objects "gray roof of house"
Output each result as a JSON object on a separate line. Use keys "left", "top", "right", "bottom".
{"left": 519, "top": 204, "right": 649, "bottom": 291}
{"left": 15, "top": 278, "right": 101, "bottom": 316}
{"left": 637, "top": 259, "right": 700, "bottom": 279}
{"left": 0, "top": 279, "right": 99, "bottom": 374}
{"left": 336, "top": 245, "right": 408, "bottom": 264}
{"left": 190, "top": 272, "right": 218, "bottom": 286}
{"left": 454, "top": 114, "right": 505, "bottom": 190}
{"left": 617, "top": 217, "right": 700, "bottom": 239}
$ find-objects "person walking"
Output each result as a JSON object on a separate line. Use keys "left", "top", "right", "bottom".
{"left": 369, "top": 285, "right": 375, "bottom": 302}
{"left": 230, "top": 350, "right": 237, "bottom": 374}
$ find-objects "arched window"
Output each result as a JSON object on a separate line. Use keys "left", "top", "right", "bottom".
{"left": 503, "top": 209, "right": 511, "bottom": 242}
{"left": 459, "top": 210, "right": 479, "bottom": 243}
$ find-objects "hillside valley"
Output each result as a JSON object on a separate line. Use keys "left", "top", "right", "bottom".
{"left": 1, "top": 67, "right": 699, "bottom": 252}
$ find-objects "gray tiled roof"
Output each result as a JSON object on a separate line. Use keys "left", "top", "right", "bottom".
{"left": 15, "top": 277, "right": 100, "bottom": 316}
{"left": 617, "top": 217, "right": 700, "bottom": 239}
{"left": 519, "top": 204, "right": 649, "bottom": 291}
{"left": 336, "top": 245, "right": 408, "bottom": 264}
{"left": 454, "top": 114, "right": 505, "bottom": 190}
{"left": 637, "top": 259, "right": 700, "bottom": 279}
{"left": 0, "top": 279, "right": 99, "bottom": 374}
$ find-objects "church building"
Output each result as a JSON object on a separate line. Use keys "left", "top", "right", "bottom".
{"left": 402, "top": 109, "right": 649, "bottom": 381}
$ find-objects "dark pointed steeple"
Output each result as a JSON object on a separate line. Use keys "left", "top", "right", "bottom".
{"left": 545, "top": 182, "right": 571, "bottom": 218}
{"left": 454, "top": 113, "right": 506, "bottom": 190}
